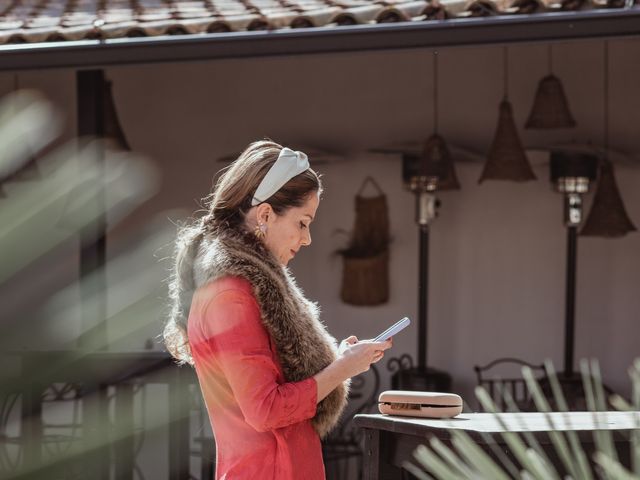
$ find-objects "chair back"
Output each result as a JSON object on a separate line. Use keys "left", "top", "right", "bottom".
{"left": 474, "top": 357, "right": 546, "bottom": 412}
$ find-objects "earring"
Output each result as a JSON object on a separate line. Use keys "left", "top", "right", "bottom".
{"left": 254, "top": 223, "right": 267, "bottom": 239}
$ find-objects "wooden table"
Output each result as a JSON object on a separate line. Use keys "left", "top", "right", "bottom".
{"left": 355, "top": 412, "right": 639, "bottom": 479}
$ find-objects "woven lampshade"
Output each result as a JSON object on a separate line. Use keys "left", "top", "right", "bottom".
{"left": 421, "top": 133, "right": 461, "bottom": 190}
{"left": 479, "top": 100, "right": 536, "bottom": 183}
{"left": 525, "top": 74, "right": 576, "bottom": 129}
{"left": 104, "top": 80, "right": 131, "bottom": 151}
{"left": 580, "top": 161, "right": 637, "bottom": 237}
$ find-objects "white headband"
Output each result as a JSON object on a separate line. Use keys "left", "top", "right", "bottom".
{"left": 251, "top": 147, "right": 310, "bottom": 206}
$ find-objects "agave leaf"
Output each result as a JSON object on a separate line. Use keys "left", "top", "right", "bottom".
{"left": 519, "top": 368, "right": 570, "bottom": 471}
{"left": 581, "top": 359, "right": 597, "bottom": 412}
{"left": 544, "top": 360, "right": 570, "bottom": 412}
{"left": 592, "top": 359, "right": 619, "bottom": 467}
{"left": 0, "top": 141, "right": 158, "bottom": 285}
{"left": 475, "top": 386, "right": 499, "bottom": 414}
{"left": 476, "top": 387, "right": 549, "bottom": 480}
{"left": 430, "top": 436, "right": 476, "bottom": 478}
{"left": 630, "top": 361, "right": 640, "bottom": 475}
{"left": 591, "top": 360, "right": 608, "bottom": 412}
{"left": 0, "top": 90, "right": 60, "bottom": 180}
{"left": 543, "top": 360, "right": 594, "bottom": 480}
{"left": 502, "top": 390, "right": 561, "bottom": 478}
{"left": 523, "top": 366, "right": 551, "bottom": 412}
{"left": 610, "top": 395, "right": 633, "bottom": 412}
{"left": 479, "top": 431, "right": 520, "bottom": 478}
{"left": 412, "top": 359, "right": 640, "bottom": 480}
{"left": 451, "top": 430, "right": 512, "bottom": 480}
{"left": 413, "top": 444, "right": 466, "bottom": 480}
{"left": 630, "top": 361, "right": 640, "bottom": 410}
{"left": 403, "top": 460, "right": 435, "bottom": 480}
{"left": 522, "top": 367, "right": 581, "bottom": 479}
{"left": 594, "top": 452, "right": 640, "bottom": 480}
{"left": 581, "top": 360, "right": 618, "bottom": 469}
{"left": 634, "top": 425, "right": 640, "bottom": 476}
{"left": 526, "top": 447, "right": 561, "bottom": 480}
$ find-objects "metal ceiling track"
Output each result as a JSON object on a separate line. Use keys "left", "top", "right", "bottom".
{"left": 1, "top": 7, "right": 640, "bottom": 71}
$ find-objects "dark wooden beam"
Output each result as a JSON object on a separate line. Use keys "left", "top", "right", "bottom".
{"left": 76, "top": 70, "right": 108, "bottom": 353}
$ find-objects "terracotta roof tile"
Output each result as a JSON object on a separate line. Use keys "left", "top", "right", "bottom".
{"left": 0, "top": 0, "right": 631, "bottom": 44}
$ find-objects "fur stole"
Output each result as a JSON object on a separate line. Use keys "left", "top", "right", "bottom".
{"left": 192, "top": 226, "right": 349, "bottom": 438}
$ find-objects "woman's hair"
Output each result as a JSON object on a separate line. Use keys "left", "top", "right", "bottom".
{"left": 164, "top": 139, "right": 323, "bottom": 364}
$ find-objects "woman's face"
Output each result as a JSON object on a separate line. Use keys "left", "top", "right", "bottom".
{"left": 263, "top": 193, "right": 319, "bottom": 266}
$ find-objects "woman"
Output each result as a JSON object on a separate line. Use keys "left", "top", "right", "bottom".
{"left": 164, "top": 140, "right": 392, "bottom": 480}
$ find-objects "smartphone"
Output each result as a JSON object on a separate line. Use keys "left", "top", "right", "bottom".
{"left": 373, "top": 317, "right": 411, "bottom": 342}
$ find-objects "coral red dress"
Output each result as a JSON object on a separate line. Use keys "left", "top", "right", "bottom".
{"left": 188, "top": 275, "right": 326, "bottom": 480}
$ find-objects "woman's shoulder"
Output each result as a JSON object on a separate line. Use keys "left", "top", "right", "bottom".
{"left": 196, "top": 275, "right": 254, "bottom": 300}
{"left": 189, "top": 276, "right": 260, "bottom": 342}
{"left": 191, "top": 275, "right": 255, "bottom": 312}
{"left": 192, "top": 276, "right": 263, "bottom": 337}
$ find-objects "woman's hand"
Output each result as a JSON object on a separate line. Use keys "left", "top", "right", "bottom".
{"left": 314, "top": 336, "right": 393, "bottom": 403}
{"left": 338, "top": 336, "right": 393, "bottom": 378}
{"left": 338, "top": 335, "right": 358, "bottom": 355}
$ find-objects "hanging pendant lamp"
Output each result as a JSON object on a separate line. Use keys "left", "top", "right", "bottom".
{"left": 581, "top": 42, "right": 637, "bottom": 238}
{"left": 479, "top": 47, "right": 536, "bottom": 183}
{"left": 526, "top": 45, "right": 576, "bottom": 129}
{"left": 420, "top": 51, "right": 460, "bottom": 191}
{"left": 581, "top": 161, "right": 637, "bottom": 237}
{"left": 421, "top": 133, "right": 460, "bottom": 190}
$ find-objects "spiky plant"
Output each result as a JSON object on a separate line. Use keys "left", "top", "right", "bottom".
{"left": 406, "top": 358, "right": 640, "bottom": 480}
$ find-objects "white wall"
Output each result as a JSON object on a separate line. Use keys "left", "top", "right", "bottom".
{"left": 1, "top": 37, "right": 639, "bottom": 408}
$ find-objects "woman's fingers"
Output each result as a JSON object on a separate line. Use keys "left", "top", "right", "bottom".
{"left": 371, "top": 339, "right": 392, "bottom": 350}
{"left": 360, "top": 340, "right": 391, "bottom": 363}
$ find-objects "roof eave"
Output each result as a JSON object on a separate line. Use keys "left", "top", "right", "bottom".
{"left": 1, "top": 7, "right": 640, "bottom": 71}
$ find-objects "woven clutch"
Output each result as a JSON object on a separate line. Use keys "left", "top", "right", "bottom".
{"left": 378, "top": 390, "right": 463, "bottom": 418}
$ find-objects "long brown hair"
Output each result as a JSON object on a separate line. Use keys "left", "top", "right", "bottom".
{"left": 164, "top": 140, "right": 322, "bottom": 364}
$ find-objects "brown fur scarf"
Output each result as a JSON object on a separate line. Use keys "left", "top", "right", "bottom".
{"left": 191, "top": 226, "right": 350, "bottom": 438}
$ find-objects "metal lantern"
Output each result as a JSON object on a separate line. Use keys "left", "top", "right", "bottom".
{"left": 549, "top": 149, "right": 598, "bottom": 378}
{"left": 402, "top": 134, "right": 460, "bottom": 192}
{"left": 550, "top": 150, "right": 598, "bottom": 226}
